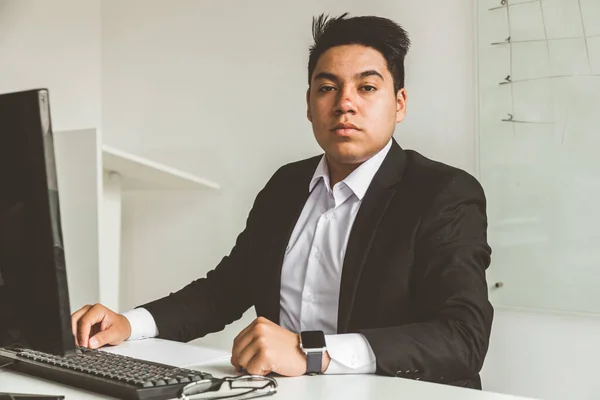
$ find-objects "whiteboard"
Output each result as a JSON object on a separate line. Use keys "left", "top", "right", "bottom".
{"left": 477, "top": 0, "right": 600, "bottom": 313}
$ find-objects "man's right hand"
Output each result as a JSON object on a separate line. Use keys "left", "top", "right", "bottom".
{"left": 71, "top": 304, "right": 132, "bottom": 349}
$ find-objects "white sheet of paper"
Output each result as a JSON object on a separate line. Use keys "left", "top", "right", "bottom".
{"left": 100, "top": 338, "right": 231, "bottom": 368}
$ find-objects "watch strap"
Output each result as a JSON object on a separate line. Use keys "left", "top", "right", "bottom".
{"left": 306, "top": 351, "right": 322, "bottom": 375}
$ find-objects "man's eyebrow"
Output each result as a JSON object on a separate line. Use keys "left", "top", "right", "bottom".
{"left": 312, "top": 70, "right": 385, "bottom": 82}
{"left": 313, "top": 72, "right": 339, "bottom": 82}
{"left": 358, "top": 70, "right": 384, "bottom": 80}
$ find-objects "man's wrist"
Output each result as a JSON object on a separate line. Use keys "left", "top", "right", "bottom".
{"left": 321, "top": 351, "right": 331, "bottom": 373}
{"left": 120, "top": 314, "right": 132, "bottom": 340}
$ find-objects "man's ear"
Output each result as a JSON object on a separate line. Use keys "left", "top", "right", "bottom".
{"left": 306, "top": 88, "right": 312, "bottom": 122}
{"left": 396, "top": 88, "right": 407, "bottom": 123}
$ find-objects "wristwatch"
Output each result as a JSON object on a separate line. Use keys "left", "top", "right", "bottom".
{"left": 299, "top": 330, "right": 326, "bottom": 375}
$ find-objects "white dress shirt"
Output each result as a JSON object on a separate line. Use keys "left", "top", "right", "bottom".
{"left": 123, "top": 139, "right": 393, "bottom": 374}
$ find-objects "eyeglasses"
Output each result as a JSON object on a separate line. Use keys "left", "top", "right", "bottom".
{"left": 178, "top": 374, "right": 278, "bottom": 400}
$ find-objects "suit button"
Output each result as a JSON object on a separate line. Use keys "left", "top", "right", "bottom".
{"left": 395, "top": 370, "right": 403, "bottom": 377}
{"left": 305, "top": 293, "right": 314, "bottom": 302}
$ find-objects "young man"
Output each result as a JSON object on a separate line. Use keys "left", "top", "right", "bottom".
{"left": 72, "top": 13, "right": 493, "bottom": 389}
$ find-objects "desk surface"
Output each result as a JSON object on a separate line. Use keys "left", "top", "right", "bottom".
{"left": 0, "top": 340, "right": 534, "bottom": 400}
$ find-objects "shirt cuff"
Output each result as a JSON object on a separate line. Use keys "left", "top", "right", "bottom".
{"left": 121, "top": 308, "right": 159, "bottom": 341}
{"left": 323, "top": 333, "right": 376, "bottom": 374}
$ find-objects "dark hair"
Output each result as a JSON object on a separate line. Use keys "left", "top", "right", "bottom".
{"left": 308, "top": 13, "right": 411, "bottom": 93}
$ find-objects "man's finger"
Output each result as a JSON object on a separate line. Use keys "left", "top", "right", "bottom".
{"left": 99, "top": 317, "right": 113, "bottom": 332}
{"left": 71, "top": 305, "right": 92, "bottom": 345}
{"left": 235, "top": 337, "right": 262, "bottom": 370}
{"left": 232, "top": 328, "right": 256, "bottom": 359}
{"left": 77, "top": 305, "right": 108, "bottom": 348}
{"left": 88, "top": 326, "right": 116, "bottom": 349}
{"left": 230, "top": 354, "right": 240, "bottom": 371}
{"left": 232, "top": 318, "right": 259, "bottom": 348}
{"left": 230, "top": 338, "right": 246, "bottom": 371}
{"left": 245, "top": 350, "right": 272, "bottom": 376}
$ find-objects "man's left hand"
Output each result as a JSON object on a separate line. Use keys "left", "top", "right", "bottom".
{"left": 230, "top": 316, "right": 330, "bottom": 376}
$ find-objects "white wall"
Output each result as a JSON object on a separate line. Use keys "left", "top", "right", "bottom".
{"left": 0, "top": 0, "right": 101, "bottom": 131}
{"left": 482, "top": 308, "right": 600, "bottom": 400}
{"left": 0, "top": 0, "right": 102, "bottom": 311}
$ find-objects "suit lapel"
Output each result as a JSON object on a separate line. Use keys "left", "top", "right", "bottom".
{"left": 337, "top": 140, "right": 406, "bottom": 333}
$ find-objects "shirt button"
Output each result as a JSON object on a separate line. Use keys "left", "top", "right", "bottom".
{"left": 314, "top": 250, "right": 320, "bottom": 260}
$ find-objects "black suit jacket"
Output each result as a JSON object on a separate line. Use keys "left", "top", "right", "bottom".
{"left": 143, "top": 139, "right": 493, "bottom": 389}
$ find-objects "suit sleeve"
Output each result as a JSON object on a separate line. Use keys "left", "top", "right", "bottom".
{"left": 140, "top": 169, "right": 281, "bottom": 343}
{"left": 360, "top": 171, "right": 493, "bottom": 384}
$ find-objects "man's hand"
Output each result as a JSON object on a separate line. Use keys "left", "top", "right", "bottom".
{"left": 231, "top": 317, "right": 330, "bottom": 376}
{"left": 71, "top": 304, "right": 132, "bottom": 349}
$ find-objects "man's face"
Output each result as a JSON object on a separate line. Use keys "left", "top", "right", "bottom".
{"left": 307, "top": 44, "right": 407, "bottom": 165}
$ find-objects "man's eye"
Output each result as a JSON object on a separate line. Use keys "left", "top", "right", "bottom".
{"left": 319, "top": 86, "right": 336, "bottom": 92}
{"left": 362, "top": 85, "right": 377, "bottom": 92}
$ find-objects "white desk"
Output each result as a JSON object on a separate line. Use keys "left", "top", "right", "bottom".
{"left": 0, "top": 340, "right": 535, "bottom": 400}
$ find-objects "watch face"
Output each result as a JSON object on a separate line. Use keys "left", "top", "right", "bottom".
{"left": 301, "top": 330, "right": 326, "bottom": 349}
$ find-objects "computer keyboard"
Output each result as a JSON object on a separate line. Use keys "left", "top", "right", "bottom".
{"left": 0, "top": 346, "right": 216, "bottom": 400}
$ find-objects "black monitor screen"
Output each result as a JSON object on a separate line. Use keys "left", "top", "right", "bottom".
{"left": 0, "top": 89, "right": 75, "bottom": 355}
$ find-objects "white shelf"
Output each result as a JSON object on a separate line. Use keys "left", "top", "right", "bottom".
{"left": 55, "top": 128, "right": 219, "bottom": 312}
{"left": 102, "top": 145, "right": 220, "bottom": 191}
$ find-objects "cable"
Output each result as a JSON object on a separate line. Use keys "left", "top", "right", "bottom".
{"left": 0, "top": 360, "right": 15, "bottom": 369}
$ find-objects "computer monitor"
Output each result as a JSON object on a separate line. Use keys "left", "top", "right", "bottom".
{"left": 0, "top": 89, "right": 75, "bottom": 356}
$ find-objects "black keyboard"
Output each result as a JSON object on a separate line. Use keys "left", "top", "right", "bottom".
{"left": 0, "top": 347, "right": 216, "bottom": 400}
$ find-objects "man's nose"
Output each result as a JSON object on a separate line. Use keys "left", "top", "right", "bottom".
{"left": 334, "top": 87, "right": 357, "bottom": 115}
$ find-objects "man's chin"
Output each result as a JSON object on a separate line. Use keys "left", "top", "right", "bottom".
{"left": 325, "top": 147, "right": 370, "bottom": 165}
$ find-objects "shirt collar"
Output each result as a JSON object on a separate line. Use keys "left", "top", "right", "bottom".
{"left": 309, "top": 138, "right": 393, "bottom": 200}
